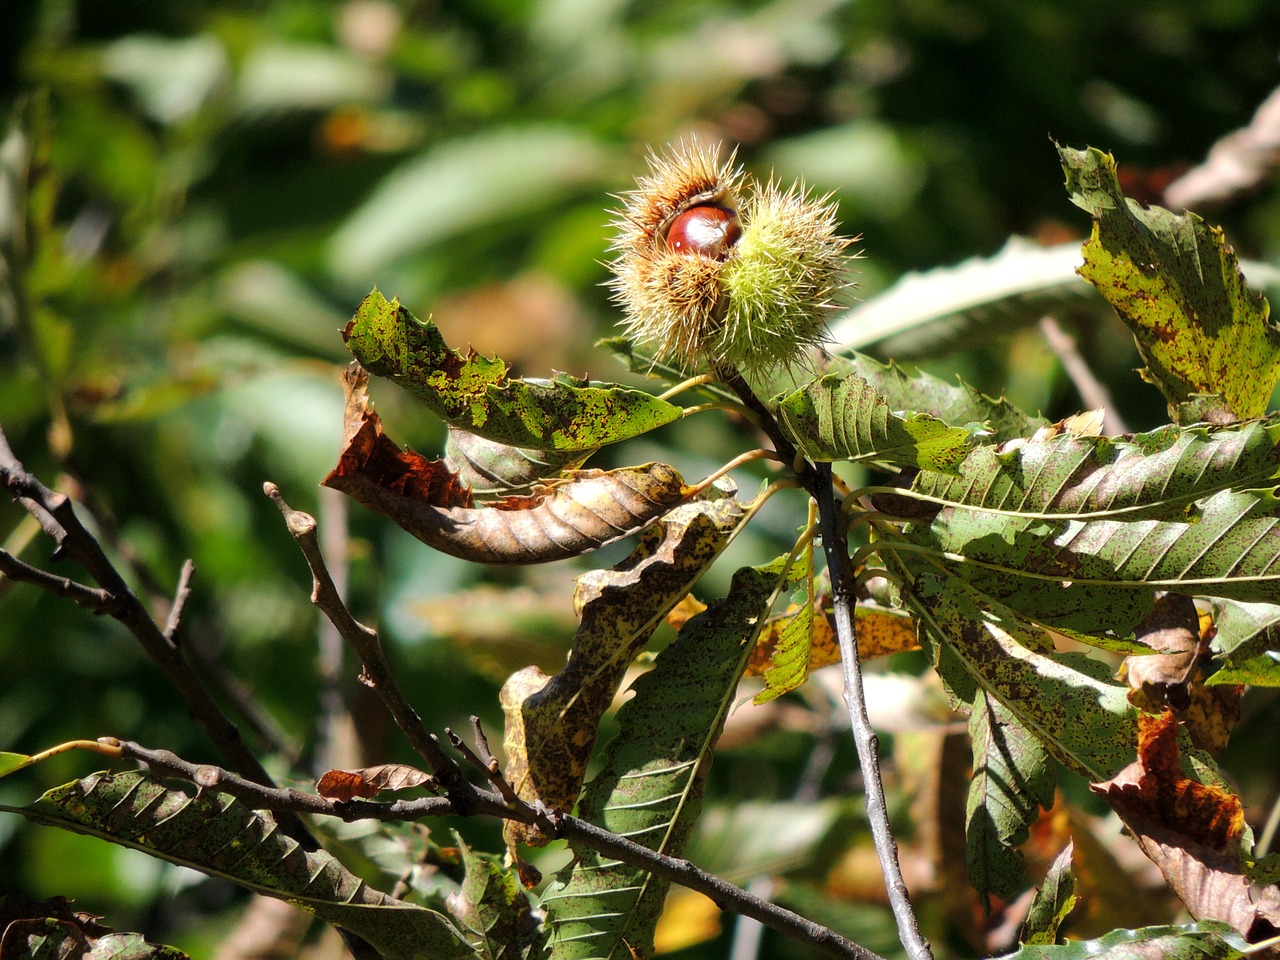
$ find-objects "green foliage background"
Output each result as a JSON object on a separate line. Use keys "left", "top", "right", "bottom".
{"left": 2, "top": 1, "right": 1279, "bottom": 957}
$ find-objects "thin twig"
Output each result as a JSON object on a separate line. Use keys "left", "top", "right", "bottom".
{"left": 263, "top": 481, "right": 473, "bottom": 802}
{"left": 1038, "top": 315, "right": 1130, "bottom": 435}
{"left": 163, "top": 559, "right": 196, "bottom": 642}
{"left": 0, "top": 547, "right": 125, "bottom": 614}
{"left": 315, "top": 486, "right": 352, "bottom": 775}
{"left": 814, "top": 462, "right": 933, "bottom": 960}
{"left": 711, "top": 367, "right": 932, "bottom": 959}
{"left": 104, "top": 739, "right": 885, "bottom": 960}
{"left": 0, "top": 423, "right": 304, "bottom": 839}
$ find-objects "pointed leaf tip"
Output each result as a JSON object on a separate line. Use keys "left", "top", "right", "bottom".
{"left": 1057, "top": 144, "right": 1280, "bottom": 422}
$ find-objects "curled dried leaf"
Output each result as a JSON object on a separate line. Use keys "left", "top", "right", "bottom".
{"left": 501, "top": 489, "right": 748, "bottom": 848}
{"left": 317, "top": 764, "right": 435, "bottom": 801}
{"left": 1092, "top": 711, "right": 1279, "bottom": 942}
{"left": 324, "top": 366, "right": 692, "bottom": 564}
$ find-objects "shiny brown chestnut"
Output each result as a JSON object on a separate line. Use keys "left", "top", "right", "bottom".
{"left": 665, "top": 204, "right": 741, "bottom": 260}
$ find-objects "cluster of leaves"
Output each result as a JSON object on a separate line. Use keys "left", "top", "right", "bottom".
{"left": 6, "top": 140, "right": 1280, "bottom": 960}
{"left": 4, "top": 2, "right": 1280, "bottom": 959}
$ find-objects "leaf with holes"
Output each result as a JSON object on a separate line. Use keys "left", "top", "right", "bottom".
{"left": 540, "top": 560, "right": 787, "bottom": 960}
{"left": 1061, "top": 144, "right": 1280, "bottom": 423}
{"left": 345, "top": 290, "right": 682, "bottom": 450}
{"left": 0, "top": 772, "right": 474, "bottom": 960}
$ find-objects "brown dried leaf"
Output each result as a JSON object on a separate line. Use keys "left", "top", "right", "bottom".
{"left": 324, "top": 365, "right": 691, "bottom": 564}
{"left": 317, "top": 764, "right": 434, "bottom": 800}
{"left": 500, "top": 489, "right": 747, "bottom": 847}
{"left": 1092, "top": 711, "right": 1280, "bottom": 943}
{"left": 1125, "top": 595, "right": 1242, "bottom": 753}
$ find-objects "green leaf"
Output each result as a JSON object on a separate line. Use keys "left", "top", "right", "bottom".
{"left": 0, "top": 752, "right": 32, "bottom": 778}
{"left": 966, "top": 691, "right": 1054, "bottom": 901}
{"left": 754, "top": 541, "right": 815, "bottom": 704}
{"left": 345, "top": 290, "right": 682, "bottom": 451}
{"left": 454, "top": 836, "right": 546, "bottom": 960}
{"left": 1208, "top": 600, "right": 1280, "bottom": 686}
{"left": 900, "top": 419, "right": 1280, "bottom": 642}
{"left": 541, "top": 561, "right": 785, "bottom": 960}
{"left": 1002, "top": 920, "right": 1251, "bottom": 959}
{"left": 0, "top": 772, "right": 475, "bottom": 960}
{"left": 819, "top": 353, "right": 1043, "bottom": 442}
{"left": 904, "top": 573, "right": 1136, "bottom": 779}
{"left": 913, "top": 419, "right": 1280, "bottom": 523}
{"left": 1020, "top": 842, "right": 1077, "bottom": 946}
{"left": 777, "top": 373, "right": 976, "bottom": 472}
{"left": 1060, "top": 143, "right": 1280, "bottom": 422}
{"left": 924, "top": 486, "right": 1280, "bottom": 609}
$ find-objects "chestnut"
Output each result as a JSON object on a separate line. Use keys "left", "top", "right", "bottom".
{"left": 665, "top": 204, "right": 741, "bottom": 260}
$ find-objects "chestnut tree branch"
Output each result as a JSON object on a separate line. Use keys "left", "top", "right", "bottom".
{"left": 263, "top": 482, "right": 474, "bottom": 802}
{"left": 0, "top": 422, "right": 307, "bottom": 841}
{"left": 707, "top": 374, "right": 933, "bottom": 960}
{"left": 110, "top": 738, "right": 887, "bottom": 960}
{"left": 814, "top": 461, "right": 933, "bottom": 960}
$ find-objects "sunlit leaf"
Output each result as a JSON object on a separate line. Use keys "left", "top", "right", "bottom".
{"left": 500, "top": 486, "right": 749, "bottom": 847}
{"left": 904, "top": 573, "right": 1137, "bottom": 780}
{"left": 1020, "top": 842, "right": 1077, "bottom": 946}
{"left": 0, "top": 772, "right": 475, "bottom": 960}
{"left": 815, "top": 352, "right": 1043, "bottom": 442}
{"left": 1091, "top": 712, "right": 1280, "bottom": 940}
{"left": 966, "top": 691, "right": 1054, "bottom": 901}
{"left": 1060, "top": 144, "right": 1280, "bottom": 423}
{"left": 912, "top": 418, "right": 1280, "bottom": 524}
{"left": 324, "top": 366, "right": 690, "bottom": 564}
{"left": 753, "top": 542, "right": 814, "bottom": 704}
{"left": 344, "top": 290, "right": 681, "bottom": 451}
{"left": 777, "top": 373, "right": 976, "bottom": 472}
{"left": 541, "top": 561, "right": 785, "bottom": 960}
{"left": 1002, "top": 920, "right": 1252, "bottom": 959}
{"left": 923, "top": 486, "right": 1280, "bottom": 615}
